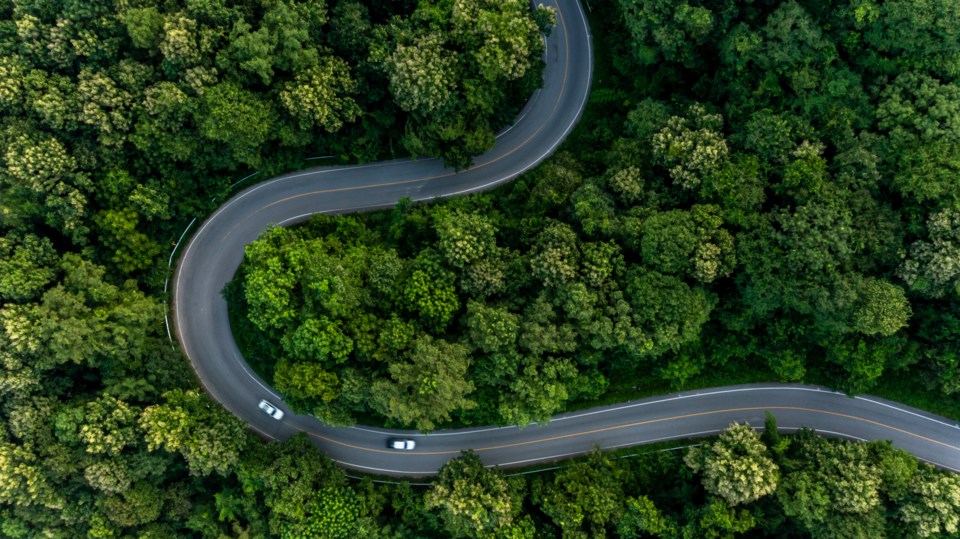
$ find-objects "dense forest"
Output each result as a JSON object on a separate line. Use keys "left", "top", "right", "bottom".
{"left": 231, "top": 0, "right": 960, "bottom": 430}
{"left": 3, "top": 0, "right": 960, "bottom": 535}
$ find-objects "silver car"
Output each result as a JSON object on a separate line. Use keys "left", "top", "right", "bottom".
{"left": 258, "top": 399, "right": 284, "bottom": 420}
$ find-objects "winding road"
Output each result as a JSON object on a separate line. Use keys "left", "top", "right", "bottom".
{"left": 171, "top": 0, "right": 960, "bottom": 476}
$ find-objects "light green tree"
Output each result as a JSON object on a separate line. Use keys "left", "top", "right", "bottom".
{"left": 652, "top": 104, "right": 729, "bottom": 190}
{"left": 3, "top": 132, "right": 77, "bottom": 194}
{"left": 571, "top": 182, "right": 617, "bottom": 238}
{"left": 607, "top": 166, "right": 645, "bottom": 205}
{"left": 851, "top": 276, "right": 911, "bottom": 336}
{"left": 779, "top": 432, "right": 884, "bottom": 537}
{"left": 518, "top": 295, "right": 578, "bottom": 356}
{"left": 131, "top": 81, "right": 198, "bottom": 163}
{"left": 234, "top": 434, "right": 356, "bottom": 538}
{"left": 451, "top": 0, "right": 544, "bottom": 81}
{"left": 616, "top": 496, "right": 678, "bottom": 538}
{"left": 683, "top": 498, "right": 757, "bottom": 538}
{"left": 626, "top": 269, "right": 715, "bottom": 356}
{"left": 639, "top": 205, "right": 735, "bottom": 283}
{"left": 383, "top": 33, "right": 457, "bottom": 114}
{"left": 282, "top": 317, "right": 353, "bottom": 364}
{"left": 498, "top": 357, "right": 578, "bottom": 426}
{"left": 581, "top": 241, "right": 623, "bottom": 288}
{"left": 426, "top": 451, "right": 521, "bottom": 538}
{"left": 262, "top": 0, "right": 325, "bottom": 73}
{"left": 0, "top": 234, "right": 59, "bottom": 303}
{"left": 436, "top": 210, "right": 497, "bottom": 268}
{"left": 899, "top": 468, "right": 960, "bottom": 538}
{"left": 462, "top": 301, "right": 519, "bottom": 354}
{"left": 533, "top": 450, "right": 625, "bottom": 536}
{"left": 84, "top": 459, "right": 133, "bottom": 495}
{"left": 101, "top": 482, "right": 164, "bottom": 528}
{"left": 899, "top": 207, "right": 960, "bottom": 298}
{"left": 877, "top": 71, "right": 960, "bottom": 148}
{"left": 94, "top": 207, "right": 162, "bottom": 273}
{"left": 282, "top": 487, "right": 360, "bottom": 539}
{"left": 274, "top": 361, "right": 340, "bottom": 403}
{"left": 401, "top": 268, "right": 459, "bottom": 332}
{"left": 159, "top": 14, "right": 203, "bottom": 68}
{"left": 0, "top": 442, "right": 57, "bottom": 508}
{"left": 122, "top": 6, "right": 165, "bottom": 50}
{"left": 280, "top": 57, "right": 361, "bottom": 132}
{"left": 893, "top": 140, "right": 960, "bottom": 204}
{"left": 0, "top": 55, "right": 27, "bottom": 112}
{"left": 685, "top": 423, "right": 779, "bottom": 506}
{"left": 243, "top": 229, "right": 300, "bottom": 332}
{"left": 0, "top": 254, "right": 161, "bottom": 371}
{"left": 461, "top": 252, "right": 510, "bottom": 298}
{"left": 530, "top": 222, "right": 580, "bottom": 287}
{"left": 76, "top": 68, "right": 133, "bottom": 147}
{"left": 79, "top": 396, "right": 140, "bottom": 457}
{"left": 220, "top": 19, "right": 276, "bottom": 85}
{"left": 197, "top": 80, "right": 277, "bottom": 166}
{"left": 139, "top": 389, "right": 247, "bottom": 476}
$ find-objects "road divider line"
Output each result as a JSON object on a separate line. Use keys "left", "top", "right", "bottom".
{"left": 471, "top": 406, "right": 960, "bottom": 454}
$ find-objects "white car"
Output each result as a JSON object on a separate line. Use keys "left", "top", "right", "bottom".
{"left": 258, "top": 399, "right": 284, "bottom": 420}
{"left": 386, "top": 438, "right": 416, "bottom": 450}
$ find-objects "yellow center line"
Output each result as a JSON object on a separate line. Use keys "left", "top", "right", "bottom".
{"left": 308, "top": 406, "right": 960, "bottom": 456}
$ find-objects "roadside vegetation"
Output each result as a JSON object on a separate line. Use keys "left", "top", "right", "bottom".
{"left": 168, "top": 420, "right": 960, "bottom": 538}
{"left": 2, "top": 0, "right": 960, "bottom": 536}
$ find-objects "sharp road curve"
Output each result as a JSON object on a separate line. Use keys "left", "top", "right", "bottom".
{"left": 172, "top": 0, "right": 960, "bottom": 476}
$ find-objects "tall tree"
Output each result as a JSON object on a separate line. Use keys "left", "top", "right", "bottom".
{"left": 617, "top": 0, "right": 717, "bottom": 66}
{"left": 533, "top": 451, "right": 625, "bottom": 537}
{"left": 859, "top": 0, "right": 960, "bottom": 79}
{"left": 778, "top": 431, "right": 885, "bottom": 538}
{"left": 626, "top": 269, "right": 714, "bottom": 356}
{"left": 371, "top": 335, "right": 475, "bottom": 431}
{"left": 0, "top": 233, "right": 59, "bottom": 303}
{"left": 196, "top": 80, "right": 277, "bottom": 166}
{"left": 436, "top": 210, "right": 498, "bottom": 268}
{"left": 636, "top": 205, "right": 735, "bottom": 283}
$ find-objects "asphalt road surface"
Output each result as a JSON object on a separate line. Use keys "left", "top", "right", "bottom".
{"left": 172, "top": 0, "right": 960, "bottom": 476}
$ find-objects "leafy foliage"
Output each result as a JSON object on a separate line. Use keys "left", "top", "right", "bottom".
{"left": 426, "top": 451, "right": 523, "bottom": 538}
{"left": 686, "top": 422, "right": 779, "bottom": 507}
{"left": 3, "top": 0, "right": 960, "bottom": 535}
